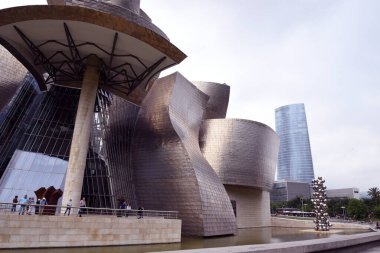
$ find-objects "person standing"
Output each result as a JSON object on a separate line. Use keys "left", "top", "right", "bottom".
{"left": 78, "top": 197, "right": 86, "bottom": 217}
{"left": 26, "top": 197, "right": 31, "bottom": 214}
{"left": 126, "top": 203, "right": 131, "bottom": 218}
{"left": 18, "top": 195, "right": 28, "bottom": 215}
{"left": 137, "top": 206, "right": 144, "bottom": 219}
{"left": 39, "top": 197, "right": 47, "bottom": 215}
{"left": 64, "top": 199, "right": 73, "bottom": 216}
{"left": 27, "top": 197, "right": 35, "bottom": 215}
{"left": 119, "top": 201, "right": 126, "bottom": 217}
{"left": 35, "top": 199, "right": 40, "bottom": 214}
{"left": 11, "top": 195, "right": 18, "bottom": 212}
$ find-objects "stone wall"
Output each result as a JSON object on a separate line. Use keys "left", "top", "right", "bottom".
{"left": 153, "top": 232, "right": 380, "bottom": 253}
{"left": 0, "top": 215, "right": 181, "bottom": 248}
{"left": 272, "top": 217, "right": 371, "bottom": 229}
{"left": 226, "top": 185, "right": 271, "bottom": 228}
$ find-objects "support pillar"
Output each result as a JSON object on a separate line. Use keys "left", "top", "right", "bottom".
{"left": 61, "top": 55, "right": 100, "bottom": 210}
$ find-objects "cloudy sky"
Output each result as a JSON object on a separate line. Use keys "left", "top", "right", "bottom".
{"left": 1, "top": 0, "right": 379, "bottom": 192}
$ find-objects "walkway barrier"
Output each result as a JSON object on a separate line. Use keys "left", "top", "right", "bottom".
{"left": 0, "top": 202, "right": 178, "bottom": 219}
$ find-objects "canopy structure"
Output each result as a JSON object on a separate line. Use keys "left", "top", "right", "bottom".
{"left": 0, "top": 4, "right": 187, "bottom": 210}
{"left": 0, "top": 5, "right": 186, "bottom": 104}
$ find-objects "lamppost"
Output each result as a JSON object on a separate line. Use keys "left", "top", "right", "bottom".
{"left": 341, "top": 206, "right": 346, "bottom": 221}
{"left": 304, "top": 204, "right": 308, "bottom": 217}
{"left": 301, "top": 197, "right": 304, "bottom": 216}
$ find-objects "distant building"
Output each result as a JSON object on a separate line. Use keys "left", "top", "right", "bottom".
{"left": 326, "top": 188, "right": 360, "bottom": 200}
{"left": 271, "top": 181, "right": 311, "bottom": 202}
{"left": 275, "top": 103, "right": 315, "bottom": 184}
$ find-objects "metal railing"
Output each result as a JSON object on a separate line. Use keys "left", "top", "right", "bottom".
{"left": 0, "top": 202, "right": 178, "bottom": 219}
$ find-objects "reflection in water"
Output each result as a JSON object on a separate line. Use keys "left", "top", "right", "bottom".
{"left": 3, "top": 227, "right": 371, "bottom": 253}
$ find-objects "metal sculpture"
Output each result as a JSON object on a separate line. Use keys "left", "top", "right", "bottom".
{"left": 312, "top": 177, "right": 330, "bottom": 231}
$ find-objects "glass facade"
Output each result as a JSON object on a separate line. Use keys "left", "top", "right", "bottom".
{"left": 0, "top": 82, "right": 139, "bottom": 208}
{"left": 0, "top": 73, "right": 42, "bottom": 177}
{"left": 275, "top": 103, "right": 314, "bottom": 184}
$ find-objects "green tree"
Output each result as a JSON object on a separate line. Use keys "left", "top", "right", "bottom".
{"left": 367, "top": 187, "right": 380, "bottom": 205}
{"left": 373, "top": 205, "right": 380, "bottom": 219}
{"left": 347, "top": 199, "right": 368, "bottom": 220}
{"left": 270, "top": 202, "right": 286, "bottom": 214}
{"left": 327, "top": 198, "right": 349, "bottom": 217}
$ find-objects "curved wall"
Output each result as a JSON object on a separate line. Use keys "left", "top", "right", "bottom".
{"left": 0, "top": 46, "right": 28, "bottom": 112}
{"left": 225, "top": 185, "right": 272, "bottom": 228}
{"left": 132, "top": 72, "right": 236, "bottom": 237}
{"left": 199, "top": 119, "right": 279, "bottom": 191}
{"left": 192, "top": 81, "right": 230, "bottom": 119}
{"left": 107, "top": 0, "right": 140, "bottom": 14}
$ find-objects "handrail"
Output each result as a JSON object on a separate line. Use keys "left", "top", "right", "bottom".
{"left": 0, "top": 202, "right": 178, "bottom": 219}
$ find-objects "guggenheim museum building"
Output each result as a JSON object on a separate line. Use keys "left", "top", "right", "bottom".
{"left": 0, "top": 0, "right": 279, "bottom": 236}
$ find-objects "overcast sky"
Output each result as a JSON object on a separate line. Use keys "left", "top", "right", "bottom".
{"left": 1, "top": 0, "right": 379, "bottom": 192}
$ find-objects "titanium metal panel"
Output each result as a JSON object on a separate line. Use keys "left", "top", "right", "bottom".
{"left": 105, "top": 95, "right": 140, "bottom": 207}
{"left": 0, "top": 46, "right": 28, "bottom": 112}
{"left": 49, "top": 0, "right": 169, "bottom": 40}
{"left": 132, "top": 72, "right": 236, "bottom": 236}
{"left": 199, "top": 119, "right": 279, "bottom": 191}
{"left": 192, "top": 81, "right": 230, "bottom": 119}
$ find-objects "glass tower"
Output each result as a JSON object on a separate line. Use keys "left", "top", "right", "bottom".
{"left": 275, "top": 103, "right": 314, "bottom": 184}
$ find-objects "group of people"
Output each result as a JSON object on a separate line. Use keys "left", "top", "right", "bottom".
{"left": 63, "top": 197, "right": 86, "bottom": 217}
{"left": 11, "top": 195, "right": 47, "bottom": 215}
{"left": 119, "top": 201, "right": 144, "bottom": 219}
{"left": 119, "top": 201, "right": 132, "bottom": 217}
{"left": 12, "top": 195, "right": 146, "bottom": 218}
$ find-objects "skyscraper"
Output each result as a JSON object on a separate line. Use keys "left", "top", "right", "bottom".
{"left": 275, "top": 103, "right": 314, "bottom": 184}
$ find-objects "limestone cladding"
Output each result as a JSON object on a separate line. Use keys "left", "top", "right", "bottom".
{"left": 225, "top": 185, "right": 271, "bottom": 228}
{"left": 0, "top": 215, "right": 181, "bottom": 248}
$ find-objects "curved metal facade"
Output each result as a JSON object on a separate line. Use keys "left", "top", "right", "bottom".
{"left": 192, "top": 81, "right": 230, "bottom": 119}
{"left": 0, "top": 0, "right": 281, "bottom": 237}
{"left": 199, "top": 119, "right": 279, "bottom": 191}
{"left": 48, "top": 0, "right": 169, "bottom": 39}
{"left": 132, "top": 72, "right": 236, "bottom": 236}
{"left": 0, "top": 46, "right": 28, "bottom": 112}
{"left": 275, "top": 103, "right": 314, "bottom": 184}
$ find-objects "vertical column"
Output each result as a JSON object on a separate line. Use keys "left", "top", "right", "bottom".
{"left": 61, "top": 55, "right": 100, "bottom": 211}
